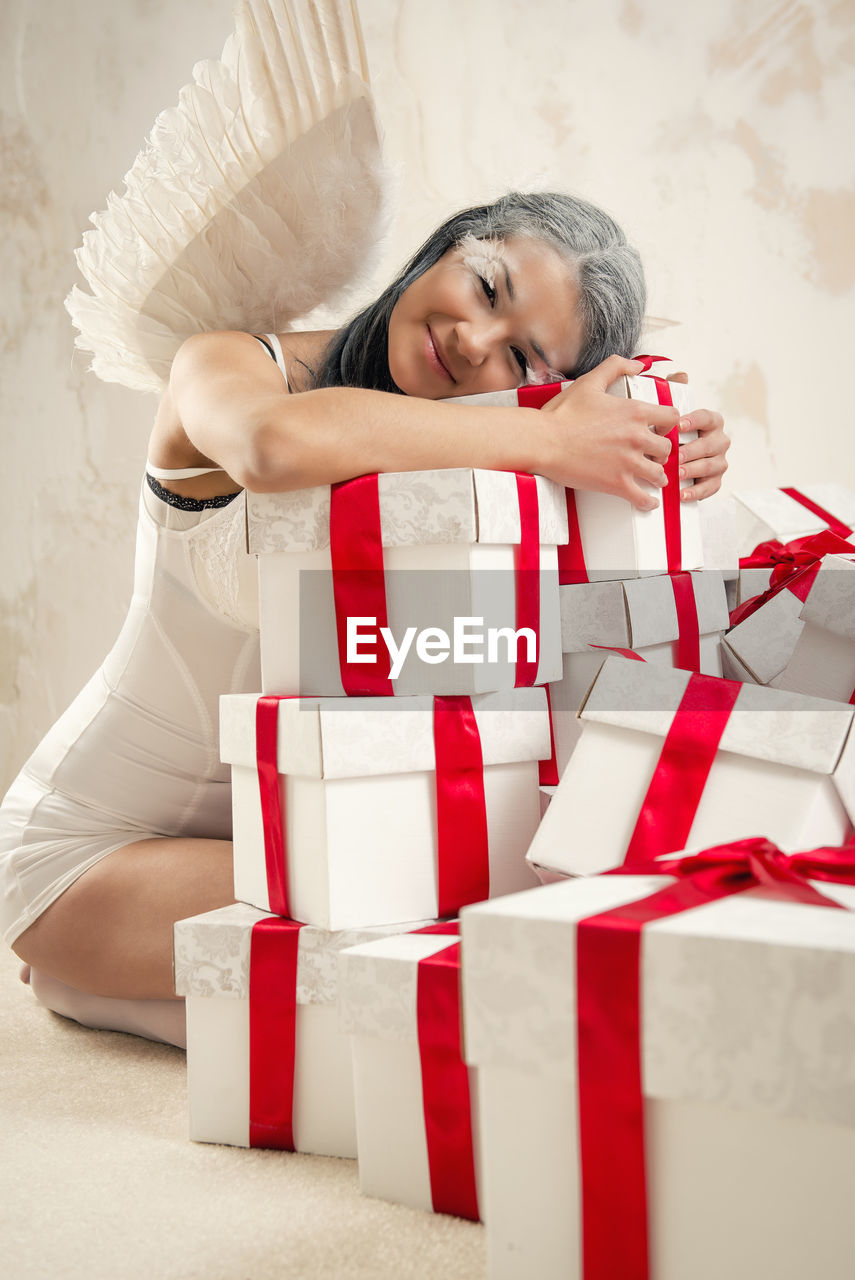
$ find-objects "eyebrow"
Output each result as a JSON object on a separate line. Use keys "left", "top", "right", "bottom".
{"left": 503, "top": 263, "right": 551, "bottom": 369}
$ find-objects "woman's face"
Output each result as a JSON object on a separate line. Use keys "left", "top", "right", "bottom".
{"left": 387, "top": 235, "right": 584, "bottom": 399}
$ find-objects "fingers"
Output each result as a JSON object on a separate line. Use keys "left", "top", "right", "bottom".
{"left": 680, "top": 476, "right": 724, "bottom": 502}
{"left": 666, "top": 371, "right": 689, "bottom": 384}
{"left": 679, "top": 409, "right": 724, "bottom": 436}
{"left": 577, "top": 354, "right": 648, "bottom": 392}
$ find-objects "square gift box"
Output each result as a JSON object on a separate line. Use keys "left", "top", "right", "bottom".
{"left": 721, "top": 576, "right": 807, "bottom": 686}
{"left": 173, "top": 902, "right": 430, "bottom": 1153}
{"left": 729, "top": 483, "right": 855, "bottom": 559}
{"left": 222, "top": 689, "right": 547, "bottom": 929}
{"left": 338, "top": 927, "right": 480, "bottom": 1220}
{"left": 247, "top": 468, "right": 566, "bottom": 696}
{"left": 460, "top": 868, "right": 855, "bottom": 1280}
{"left": 773, "top": 554, "right": 855, "bottom": 701}
{"left": 448, "top": 374, "right": 703, "bottom": 580}
{"left": 548, "top": 570, "right": 728, "bottom": 772}
{"left": 526, "top": 656, "right": 855, "bottom": 880}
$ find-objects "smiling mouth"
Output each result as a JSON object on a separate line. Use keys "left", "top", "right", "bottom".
{"left": 425, "top": 326, "right": 455, "bottom": 382}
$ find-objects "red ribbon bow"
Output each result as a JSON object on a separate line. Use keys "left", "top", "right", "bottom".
{"left": 731, "top": 530, "right": 855, "bottom": 627}
{"left": 576, "top": 835, "right": 855, "bottom": 1279}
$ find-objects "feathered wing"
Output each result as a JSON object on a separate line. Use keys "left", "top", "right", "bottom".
{"left": 66, "top": 0, "right": 389, "bottom": 394}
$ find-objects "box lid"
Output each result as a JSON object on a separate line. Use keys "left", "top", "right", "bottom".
{"left": 220, "top": 687, "right": 550, "bottom": 778}
{"left": 173, "top": 902, "right": 432, "bottom": 1004}
{"left": 460, "top": 876, "right": 855, "bottom": 1124}
{"left": 338, "top": 931, "right": 460, "bottom": 1043}
{"left": 246, "top": 468, "right": 568, "bottom": 554}
{"left": 799, "top": 554, "right": 855, "bottom": 639}
{"left": 733, "top": 484, "right": 855, "bottom": 550}
{"left": 559, "top": 571, "right": 729, "bottom": 652}
{"left": 579, "top": 654, "right": 855, "bottom": 776}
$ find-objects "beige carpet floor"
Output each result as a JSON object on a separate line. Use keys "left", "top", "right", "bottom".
{"left": 0, "top": 945, "right": 485, "bottom": 1279}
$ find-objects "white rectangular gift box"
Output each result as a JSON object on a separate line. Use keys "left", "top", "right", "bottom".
{"left": 730, "top": 483, "right": 855, "bottom": 558}
{"left": 723, "top": 554, "right": 855, "bottom": 689}
{"left": 721, "top": 578, "right": 807, "bottom": 686}
{"left": 448, "top": 374, "right": 703, "bottom": 578}
{"left": 222, "top": 689, "right": 547, "bottom": 929}
{"left": 526, "top": 656, "right": 855, "bottom": 879}
{"left": 774, "top": 554, "right": 855, "bottom": 701}
{"left": 460, "top": 875, "right": 855, "bottom": 1280}
{"left": 549, "top": 570, "right": 728, "bottom": 772}
{"left": 247, "top": 468, "right": 566, "bottom": 696}
{"left": 338, "top": 930, "right": 480, "bottom": 1218}
{"left": 173, "top": 902, "right": 430, "bottom": 1154}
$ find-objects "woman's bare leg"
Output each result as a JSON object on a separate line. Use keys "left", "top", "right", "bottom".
{"left": 12, "top": 836, "right": 235, "bottom": 999}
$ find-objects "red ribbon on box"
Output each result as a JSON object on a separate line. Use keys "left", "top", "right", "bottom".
{"left": 434, "top": 696, "right": 490, "bottom": 917}
{"left": 256, "top": 696, "right": 294, "bottom": 918}
{"left": 414, "top": 921, "right": 480, "bottom": 1221}
{"left": 731, "top": 530, "right": 855, "bottom": 627}
{"left": 780, "top": 487, "right": 853, "bottom": 539}
{"left": 248, "top": 914, "right": 304, "bottom": 1150}
{"left": 329, "top": 471, "right": 543, "bottom": 691}
{"left": 623, "top": 672, "right": 743, "bottom": 866}
{"left": 539, "top": 684, "right": 560, "bottom": 786}
{"left": 514, "top": 473, "right": 541, "bottom": 687}
{"left": 330, "top": 474, "right": 394, "bottom": 696}
{"left": 576, "top": 835, "right": 855, "bottom": 1280}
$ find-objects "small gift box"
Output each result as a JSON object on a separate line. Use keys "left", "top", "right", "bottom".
{"left": 448, "top": 373, "right": 703, "bottom": 581}
{"left": 222, "top": 690, "right": 547, "bottom": 929}
{"left": 548, "top": 570, "right": 728, "bottom": 772}
{"left": 526, "top": 656, "right": 855, "bottom": 880}
{"left": 338, "top": 924, "right": 480, "bottom": 1220}
{"left": 730, "top": 484, "right": 855, "bottom": 558}
{"left": 774, "top": 554, "right": 855, "bottom": 701}
{"left": 721, "top": 579, "right": 807, "bottom": 686}
{"left": 248, "top": 468, "right": 566, "bottom": 696}
{"left": 724, "top": 548, "right": 855, "bottom": 688}
{"left": 172, "top": 903, "right": 430, "bottom": 1153}
{"left": 460, "top": 841, "right": 855, "bottom": 1280}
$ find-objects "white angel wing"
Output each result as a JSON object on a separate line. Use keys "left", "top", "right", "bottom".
{"left": 66, "top": 0, "right": 389, "bottom": 394}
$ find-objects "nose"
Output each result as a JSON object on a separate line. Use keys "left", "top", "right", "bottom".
{"left": 455, "top": 317, "right": 502, "bottom": 368}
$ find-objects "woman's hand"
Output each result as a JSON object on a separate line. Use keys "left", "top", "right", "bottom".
{"left": 675, "top": 408, "right": 730, "bottom": 501}
{"left": 662, "top": 369, "right": 730, "bottom": 501}
{"left": 537, "top": 356, "right": 678, "bottom": 510}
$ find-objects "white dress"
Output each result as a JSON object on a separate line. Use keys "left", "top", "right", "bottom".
{"left": 0, "top": 341, "right": 288, "bottom": 947}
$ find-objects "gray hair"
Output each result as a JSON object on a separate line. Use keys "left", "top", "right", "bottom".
{"left": 314, "top": 191, "right": 646, "bottom": 391}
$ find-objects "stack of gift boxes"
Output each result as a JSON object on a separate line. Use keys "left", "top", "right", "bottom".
{"left": 173, "top": 371, "right": 855, "bottom": 1278}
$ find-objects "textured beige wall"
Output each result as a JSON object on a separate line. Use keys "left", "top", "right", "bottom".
{"left": 2, "top": 0, "right": 854, "bottom": 789}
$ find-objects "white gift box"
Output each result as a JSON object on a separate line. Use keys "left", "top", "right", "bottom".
{"left": 526, "top": 656, "right": 855, "bottom": 879}
{"left": 698, "top": 492, "right": 740, "bottom": 581}
{"left": 460, "top": 874, "right": 855, "bottom": 1280}
{"left": 173, "top": 903, "right": 430, "bottom": 1154}
{"left": 721, "top": 580, "right": 806, "bottom": 685}
{"left": 338, "top": 930, "right": 480, "bottom": 1219}
{"left": 222, "top": 690, "right": 547, "bottom": 929}
{"left": 549, "top": 570, "right": 728, "bottom": 772}
{"left": 448, "top": 375, "right": 703, "bottom": 579}
{"left": 248, "top": 468, "right": 566, "bottom": 696}
{"left": 730, "top": 484, "right": 855, "bottom": 558}
{"left": 774, "top": 555, "right": 855, "bottom": 701}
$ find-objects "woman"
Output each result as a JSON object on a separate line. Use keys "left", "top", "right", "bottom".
{"left": 2, "top": 191, "right": 728, "bottom": 1047}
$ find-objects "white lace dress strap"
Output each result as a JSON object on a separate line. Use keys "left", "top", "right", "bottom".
{"left": 256, "top": 332, "right": 289, "bottom": 384}
{"left": 146, "top": 461, "right": 225, "bottom": 480}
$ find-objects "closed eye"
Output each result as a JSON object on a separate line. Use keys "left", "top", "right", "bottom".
{"left": 479, "top": 274, "right": 497, "bottom": 306}
{"left": 511, "top": 347, "right": 529, "bottom": 376}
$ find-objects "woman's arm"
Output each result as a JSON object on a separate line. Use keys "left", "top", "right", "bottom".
{"left": 163, "top": 331, "right": 682, "bottom": 510}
